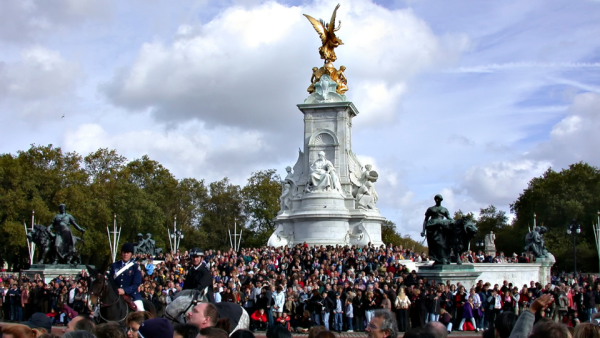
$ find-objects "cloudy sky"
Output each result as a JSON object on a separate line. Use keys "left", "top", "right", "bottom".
{"left": 1, "top": 0, "right": 600, "bottom": 239}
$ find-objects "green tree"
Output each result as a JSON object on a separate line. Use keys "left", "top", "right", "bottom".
{"left": 510, "top": 162, "right": 600, "bottom": 272}
{"left": 381, "top": 220, "right": 427, "bottom": 254}
{"left": 202, "top": 178, "right": 245, "bottom": 250}
{"left": 241, "top": 169, "right": 281, "bottom": 247}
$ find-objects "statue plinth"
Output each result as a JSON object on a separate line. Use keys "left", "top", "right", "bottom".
{"left": 418, "top": 264, "right": 482, "bottom": 290}
{"left": 25, "top": 264, "right": 94, "bottom": 283}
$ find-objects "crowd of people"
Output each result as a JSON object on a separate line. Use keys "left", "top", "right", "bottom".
{"left": 1, "top": 242, "right": 599, "bottom": 338}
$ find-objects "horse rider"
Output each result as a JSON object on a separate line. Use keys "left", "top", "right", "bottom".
{"left": 183, "top": 247, "right": 214, "bottom": 303}
{"left": 110, "top": 242, "right": 144, "bottom": 311}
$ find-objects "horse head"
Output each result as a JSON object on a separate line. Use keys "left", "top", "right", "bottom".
{"left": 164, "top": 287, "right": 208, "bottom": 324}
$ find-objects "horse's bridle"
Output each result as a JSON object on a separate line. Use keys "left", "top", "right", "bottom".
{"left": 164, "top": 291, "right": 200, "bottom": 323}
{"left": 91, "top": 274, "right": 122, "bottom": 307}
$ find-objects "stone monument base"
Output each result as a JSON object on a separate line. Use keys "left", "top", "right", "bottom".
{"left": 417, "top": 264, "right": 481, "bottom": 289}
{"left": 24, "top": 264, "right": 93, "bottom": 283}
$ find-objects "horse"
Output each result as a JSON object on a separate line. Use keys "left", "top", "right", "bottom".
{"left": 87, "top": 266, "right": 156, "bottom": 323}
{"left": 164, "top": 289, "right": 249, "bottom": 335}
{"left": 448, "top": 218, "right": 478, "bottom": 264}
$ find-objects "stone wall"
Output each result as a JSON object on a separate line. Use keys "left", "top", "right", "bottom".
{"left": 409, "top": 262, "right": 553, "bottom": 289}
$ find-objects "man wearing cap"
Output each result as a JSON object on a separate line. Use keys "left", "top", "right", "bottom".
{"left": 183, "top": 247, "right": 214, "bottom": 303}
{"left": 110, "top": 242, "right": 144, "bottom": 311}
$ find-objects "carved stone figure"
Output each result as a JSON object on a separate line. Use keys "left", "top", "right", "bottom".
{"left": 484, "top": 231, "right": 496, "bottom": 253}
{"left": 280, "top": 182, "right": 293, "bottom": 211}
{"left": 27, "top": 224, "right": 54, "bottom": 264}
{"left": 525, "top": 226, "right": 548, "bottom": 258}
{"left": 267, "top": 225, "right": 295, "bottom": 247}
{"left": 48, "top": 204, "right": 85, "bottom": 264}
{"left": 421, "top": 195, "right": 478, "bottom": 265}
{"left": 303, "top": 4, "right": 343, "bottom": 63}
{"left": 307, "top": 151, "right": 343, "bottom": 194}
{"left": 356, "top": 179, "right": 378, "bottom": 210}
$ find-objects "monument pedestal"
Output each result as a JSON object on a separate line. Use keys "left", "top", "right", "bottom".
{"left": 268, "top": 100, "right": 385, "bottom": 247}
{"left": 417, "top": 264, "right": 481, "bottom": 289}
{"left": 25, "top": 264, "right": 92, "bottom": 283}
{"left": 536, "top": 253, "right": 556, "bottom": 286}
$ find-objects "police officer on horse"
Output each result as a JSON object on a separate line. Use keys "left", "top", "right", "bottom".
{"left": 110, "top": 243, "right": 144, "bottom": 311}
{"left": 183, "top": 247, "right": 214, "bottom": 303}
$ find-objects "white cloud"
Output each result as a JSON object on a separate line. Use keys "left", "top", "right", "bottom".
{"left": 62, "top": 122, "right": 274, "bottom": 183}
{"left": 102, "top": 0, "right": 466, "bottom": 131}
{"left": 0, "top": 47, "right": 82, "bottom": 118}
{"left": 460, "top": 160, "right": 551, "bottom": 206}
{"left": 531, "top": 92, "right": 600, "bottom": 168}
{"left": 0, "top": 0, "right": 112, "bottom": 43}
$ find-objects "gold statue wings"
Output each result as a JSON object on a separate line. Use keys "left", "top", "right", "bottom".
{"left": 303, "top": 4, "right": 343, "bottom": 63}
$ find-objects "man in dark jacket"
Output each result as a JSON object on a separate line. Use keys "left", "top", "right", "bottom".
{"left": 183, "top": 247, "right": 214, "bottom": 303}
{"left": 583, "top": 285, "right": 597, "bottom": 322}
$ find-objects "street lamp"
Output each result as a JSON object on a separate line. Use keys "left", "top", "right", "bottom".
{"left": 168, "top": 216, "right": 184, "bottom": 253}
{"left": 566, "top": 219, "right": 581, "bottom": 274}
{"left": 476, "top": 239, "right": 485, "bottom": 248}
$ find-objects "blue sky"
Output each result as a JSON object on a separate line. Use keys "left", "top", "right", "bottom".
{"left": 1, "top": 0, "right": 600, "bottom": 239}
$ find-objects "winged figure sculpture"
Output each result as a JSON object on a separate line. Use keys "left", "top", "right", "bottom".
{"left": 304, "top": 4, "right": 343, "bottom": 63}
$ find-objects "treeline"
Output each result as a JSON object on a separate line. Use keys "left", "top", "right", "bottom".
{"left": 454, "top": 162, "right": 600, "bottom": 273}
{"left": 2, "top": 145, "right": 598, "bottom": 273}
{"left": 0, "top": 145, "right": 281, "bottom": 270}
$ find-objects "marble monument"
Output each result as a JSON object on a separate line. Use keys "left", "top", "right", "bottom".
{"left": 267, "top": 5, "right": 385, "bottom": 247}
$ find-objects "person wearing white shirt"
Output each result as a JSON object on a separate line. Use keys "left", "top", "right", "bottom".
{"left": 273, "top": 285, "right": 285, "bottom": 319}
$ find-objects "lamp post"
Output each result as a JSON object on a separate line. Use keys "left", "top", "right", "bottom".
{"left": 566, "top": 219, "right": 581, "bottom": 274}
{"left": 168, "top": 216, "right": 184, "bottom": 253}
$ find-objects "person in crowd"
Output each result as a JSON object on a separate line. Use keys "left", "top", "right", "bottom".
{"left": 124, "top": 311, "right": 154, "bottom": 338}
{"left": 251, "top": 308, "right": 268, "bottom": 331}
{"left": 173, "top": 323, "right": 200, "bottom": 338}
{"left": 110, "top": 243, "right": 144, "bottom": 312}
{"left": 64, "top": 314, "right": 95, "bottom": 333}
{"left": 458, "top": 295, "right": 476, "bottom": 331}
{"left": 182, "top": 248, "right": 214, "bottom": 303}
{"left": 365, "top": 309, "right": 398, "bottom": 338}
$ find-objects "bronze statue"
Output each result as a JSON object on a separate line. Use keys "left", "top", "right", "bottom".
{"left": 304, "top": 4, "right": 349, "bottom": 95}
{"left": 304, "top": 4, "right": 343, "bottom": 63}
{"left": 27, "top": 224, "right": 54, "bottom": 264}
{"left": 48, "top": 204, "right": 85, "bottom": 264}
{"left": 525, "top": 225, "right": 548, "bottom": 258}
{"left": 422, "top": 195, "right": 477, "bottom": 265}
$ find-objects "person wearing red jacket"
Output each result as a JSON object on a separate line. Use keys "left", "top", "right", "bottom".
{"left": 251, "top": 308, "right": 267, "bottom": 331}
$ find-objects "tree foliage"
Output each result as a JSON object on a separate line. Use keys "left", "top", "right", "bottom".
{"left": 381, "top": 220, "right": 428, "bottom": 254}
{"left": 509, "top": 162, "right": 600, "bottom": 272}
{"left": 241, "top": 169, "right": 281, "bottom": 247}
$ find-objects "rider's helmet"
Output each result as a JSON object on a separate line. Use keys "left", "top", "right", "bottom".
{"left": 189, "top": 247, "right": 205, "bottom": 257}
{"left": 121, "top": 242, "right": 135, "bottom": 253}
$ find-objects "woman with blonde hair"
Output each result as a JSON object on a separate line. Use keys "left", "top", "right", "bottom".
{"left": 394, "top": 287, "right": 411, "bottom": 332}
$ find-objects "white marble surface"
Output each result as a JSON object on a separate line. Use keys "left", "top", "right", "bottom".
{"left": 268, "top": 101, "right": 384, "bottom": 247}
{"left": 414, "top": 261, "right": 555, "bottom": 288}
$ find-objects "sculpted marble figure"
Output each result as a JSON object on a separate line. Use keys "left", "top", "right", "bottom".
{"left": 307, "top": 151, "right": 342, "bottom": 194}
{"left": 485, "top": 231, "right": 496, "bottom": 252}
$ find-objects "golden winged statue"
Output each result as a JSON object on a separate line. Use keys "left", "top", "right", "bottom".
{"left": 304, "top": 4, "right": 343, "bottom": 63}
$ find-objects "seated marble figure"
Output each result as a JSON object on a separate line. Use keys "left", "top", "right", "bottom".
{"left": 308, "top": 151, "right": 342, "bottom": 194}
